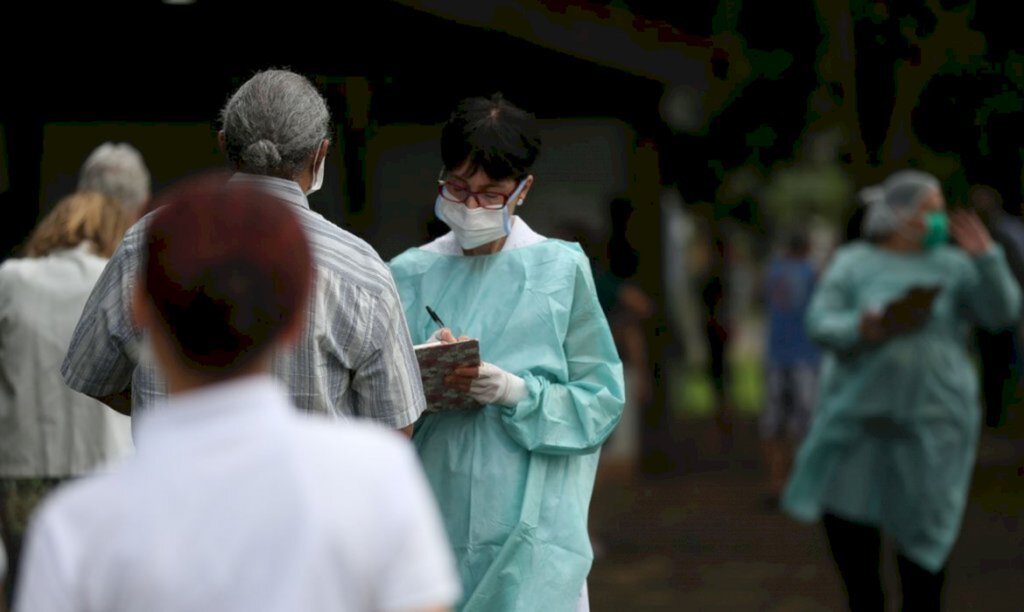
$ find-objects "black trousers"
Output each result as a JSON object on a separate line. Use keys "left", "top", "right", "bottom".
{"left": 823, "top": 513, "right": 946, "bottom": 612}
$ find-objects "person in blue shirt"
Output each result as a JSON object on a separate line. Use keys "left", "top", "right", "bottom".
{"left": 760, "top": 230, "right": 820, "bottom": 505}
{"left": 389, "top": 94, "right": 624, "bottom": 612}
{"left": 782, "top": 169, "right": 1021, "bottom": 611}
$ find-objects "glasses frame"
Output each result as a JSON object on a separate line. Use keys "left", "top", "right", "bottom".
{"left": 436, "top": 169, "right": 524, "bottom": 210}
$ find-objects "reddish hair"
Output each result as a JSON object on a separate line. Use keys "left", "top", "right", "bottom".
{"left": 143, "top": 173, "right": 312, "bottom": 375}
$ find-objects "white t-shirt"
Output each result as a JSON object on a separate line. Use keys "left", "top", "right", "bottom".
{"left": 14, "top": 376, "right": 460, "bottom": 612}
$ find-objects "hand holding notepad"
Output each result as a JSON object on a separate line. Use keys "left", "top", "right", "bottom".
{"left": 861, "top": 285, "right": 942, "bottom": 343}
{"left": 414, "top": 338, "right": 482, "bottom": 412}
{"left": 880, "top": 285, "right": 941, "bottom": 335}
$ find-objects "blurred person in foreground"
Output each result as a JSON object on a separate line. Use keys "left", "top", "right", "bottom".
{"left": 77, "top": 142, "right": 151, "bottom": 222}
{"left": 783, "top": 170, "right": 1021, "bottom": 611}
{"left": 15, "top": 176, "right": 460, "bottom": 612}
{"left": 0, "top": 193, "right": 133, "bottom": 605}
{"left": 61, "top": 69, "right": 425, "bottom": 434}
{"left": 389, "top": 94, "right": 624, "bottom": 611}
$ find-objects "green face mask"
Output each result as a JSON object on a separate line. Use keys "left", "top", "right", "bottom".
{"left": 922, "top": 211, "right": 949, "bottom": 250}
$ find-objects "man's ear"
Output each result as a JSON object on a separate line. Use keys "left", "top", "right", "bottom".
{"left": 217, "top": 130, "right": 227, "bottom": 155}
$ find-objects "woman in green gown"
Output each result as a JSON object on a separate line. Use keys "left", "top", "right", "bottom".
{"left": 783, "top": 169, "right": 1021, "bottom": 610}
{"left": 389, "top": 95, "right": 624, "bottom": 612}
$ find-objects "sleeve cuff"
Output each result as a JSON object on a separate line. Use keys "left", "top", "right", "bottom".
{"left": 60, "top": 360, "right": 129, "bottom": 399}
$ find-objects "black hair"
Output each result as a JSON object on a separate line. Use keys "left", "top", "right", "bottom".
{"left": 441, "top": 93, "right": 541, "bottom": 181}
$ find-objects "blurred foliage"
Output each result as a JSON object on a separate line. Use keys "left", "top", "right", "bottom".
{"left": 761, "top": 162, "right": 852, "bottom": 230}
{"left": 674, "top": 356, "right": 763, "bottom": 418}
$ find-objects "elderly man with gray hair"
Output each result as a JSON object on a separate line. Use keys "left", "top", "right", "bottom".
{"left": 61, "top": 69, "right": 426, "bottom": 436}
{"left": 77, "top": 142, "right": 151, "bottom": 218}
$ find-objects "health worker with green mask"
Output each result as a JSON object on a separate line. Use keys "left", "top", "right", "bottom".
{"left": 782, "top": 169, "right": 1022, "bottom": 611}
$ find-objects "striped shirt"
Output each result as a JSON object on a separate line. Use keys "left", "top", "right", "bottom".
{"left": 61, "top": 174, "right": 425, "bottom": 429}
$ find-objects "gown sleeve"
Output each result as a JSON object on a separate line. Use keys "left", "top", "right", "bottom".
{"left": 805, "top": 249, "right": 866, "bottom": 354}
{"left": 499, "top": 258, "right": 626, "bottom": 456}
{"left": 959, "top": 244, "right": 1022, "bottom": 332}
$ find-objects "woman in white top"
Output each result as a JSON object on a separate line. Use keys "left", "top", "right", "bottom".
{"left": 0, "top": 192, "right": 132, "bottom": 601}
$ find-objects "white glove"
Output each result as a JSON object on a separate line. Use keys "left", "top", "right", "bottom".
{"left": 468, "top": 362, "right": 528, "bottom": 407}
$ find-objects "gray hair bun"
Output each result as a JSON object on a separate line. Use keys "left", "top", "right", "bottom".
{"left": 242, "top": 140, "right": 282, "bottom": 170}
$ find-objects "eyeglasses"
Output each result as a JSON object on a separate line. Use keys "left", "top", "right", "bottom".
{"left": 436, "top": 170, "right": 522, "bottom": 210}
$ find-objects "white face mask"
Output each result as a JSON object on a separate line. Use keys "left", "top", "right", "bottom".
{"left": 435, "top": 198, "right": 510, "bottom": 249}
{"left": 435, "top": 179, "right": 526, "bottom": 249}
{"left": 305, "top": 154, "right": 325, "bottom": 196}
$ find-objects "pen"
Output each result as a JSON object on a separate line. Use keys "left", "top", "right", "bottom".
{"left": 425, "top": 306, "right": 446, "bottom": 330}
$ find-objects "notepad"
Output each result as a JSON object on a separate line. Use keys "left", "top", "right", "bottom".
{"left": 880, "top": 285, "right": 941, "bottom": 333}
{"left": 414, "top": 339, "right": 482, "bottom": 412}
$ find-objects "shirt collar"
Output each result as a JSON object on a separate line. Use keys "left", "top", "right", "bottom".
{"left": 134, "top": 374, "right": 291, "bottom": 450}
{"left": 501, "top": 217, "right": 545, "bottom": 251}
{"left": 229, "top": 172, "right": 310, "bottom": 210}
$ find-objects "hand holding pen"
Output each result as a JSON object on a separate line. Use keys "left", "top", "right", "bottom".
{"left": 425, "top": 306, "right": 468, "bottom": 344}
{"left": 425, "top": 306, "right": 489, "bottom": 395}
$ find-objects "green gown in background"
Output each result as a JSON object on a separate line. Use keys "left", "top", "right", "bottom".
{"left": 390, "top": 239, "right": 625, "bottom": 611}
{"left": 783, "top": 242, "right": 1021, "bottom": 572}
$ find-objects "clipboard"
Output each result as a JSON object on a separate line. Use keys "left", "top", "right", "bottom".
{"left": 414, "top": 339, "right": 482, "bottom": 412}
{"left": 881, "top": 285, "right": 942, "bottom": 333}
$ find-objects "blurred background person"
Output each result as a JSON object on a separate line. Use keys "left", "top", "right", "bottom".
{"left": 555, "top": 198, "right": 654, "bottom": 481}
{"left": 969, "top": 184, "right": 1024, "bottom": 428}
{"left": 759, "top": 229, "right": 819, "bottom": 508}
{"left": 76, "top": 142, "right": 151, "bottom": 223}
{"left": 698, "top": 233, "right": 734, "bottom": 451}
{"left": 783, "top": 170, "right": 1021, "bottom": 611}
{"left": 390, "top": 94, "right": 624, "bottom": 612}
{"left": 597, "top": 198, "right": 655, "bottom": 475}
{"left": 0, "top": 193, "right": 132, "bottom": 606}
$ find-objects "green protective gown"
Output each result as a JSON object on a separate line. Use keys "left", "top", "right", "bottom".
{"left": 782, "top": 243, "right": 1021, "bottom": 572}
{"left": 389, "top": 239, "right": 625, "bottom": 611}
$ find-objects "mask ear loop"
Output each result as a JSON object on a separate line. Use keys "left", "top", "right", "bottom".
{"left": 503, "top": 178, "right": 529, "bottom": 234}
